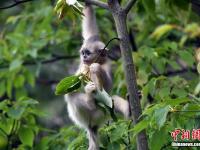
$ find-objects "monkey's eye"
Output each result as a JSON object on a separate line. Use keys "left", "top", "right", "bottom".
{"left": 84, "top": 49, "right": 91, "bottom": 55}
{"left": 97, "top": 49, "right": 102, "bottom": 53}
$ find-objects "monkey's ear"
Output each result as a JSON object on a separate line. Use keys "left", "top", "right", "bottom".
{"left": 98, "top": 49, "right": 107, "bottom": 57}
{"left": 107, "top": 45, "right": 121, "bottom": 61}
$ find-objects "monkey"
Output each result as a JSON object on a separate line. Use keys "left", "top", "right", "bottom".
{"left": 64, "top": 4, "right": 130, "bottom": 150}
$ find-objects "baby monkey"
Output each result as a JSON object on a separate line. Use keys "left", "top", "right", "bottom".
{"left": 65, "top": 4, "right": 130, "bottom": 150}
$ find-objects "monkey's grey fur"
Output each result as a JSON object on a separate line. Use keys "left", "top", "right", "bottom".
{"left": 64, "top": 4, "right": 130, "bottom": 150}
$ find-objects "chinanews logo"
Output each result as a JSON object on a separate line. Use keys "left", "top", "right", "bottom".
{"left": 171, "top": 129, "right": 200, "bottom": 147}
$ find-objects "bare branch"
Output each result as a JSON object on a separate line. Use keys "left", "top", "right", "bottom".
{"left": 124, "top": 0, "right": 137, "bottom": 14}
{"left": 0, "top": 55, "right": 79, "bottom": 69}
{"left": 36, "top": 78, "right": 58, "bottom": 85}
{"left": 0, "top": 0, "right": 35, "bottom": 9}
{"left": 84, "top": 0, "right": 109, "bottom": 9}
{"left": 162, "top": 67, "right": 197, "bottom": 76}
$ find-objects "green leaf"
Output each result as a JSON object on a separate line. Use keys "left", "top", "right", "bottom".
{"left": 72, "top": 5, "right": 84, "bottom": 16}
{"left": 67, "top": 134, "right": 86, "bottom": 150}
{"left": 150, "top": 126, "right": 169, "bottom": 150}
{"left": 0, "top": 119, "right": 14, "bottom": 135}
{"left": 181, "top": 104, "right": 200, "bottom": 117}
{"left": 107, "top": 142, "right": 120, "bottom": 150}
{"left": 7, "top": 106, "right": 25, "bottom": 119}
{"left": 9, "top": 59, "right": 23, "bottom": 71}
{"left": 19, "top": 97, "right": 39, "bottom": 106}
{"left": 154, "top": 105, "right": 170, "bottom": 128}
{"left": 55, "top": 75, "right": 81, "bottom": 95}
{"left": 151, "top": 24, "right": 176, "bottom": 40}
{"left": 0, "top": 81, "right": 6, "bottom": 97}
{"left": 164, "top": 98, "right": 189, "bottom": 106}
{"left": 184, "top": 23, "right": 200, "bottom": 38}
{"left": 109, "top": 122, "right": 128, "bottom": 142}
{"left": 159, "top": 87, "right": 170, "bottom": 99}
{"left": 35, "top": 137, "right": 49, "bottom": 150}
{"left": 129, "top": 119, "right": 149, "bottom": 136}
{"left": 6, "top": 79, "right": 12, "bottom": 98}
{"left": 18, "top": 126, "right": 34, "bottom": 147}
{"left": 0, "top": 129, "right": 8, "bottom": 149}
{"left": 54, "top": 0, "right": 65, "bottom": 12}
{"left": 14, "top": 75, "right": 25, "bottom": 88}
{"left": 171, "top": 88, "right": 187, "bottom": 98}
{"left": 178, "top": 51, "right": 194, "bottom": 67}
{"left": 94, "top": 88, "right": 113, "bottom": 108}
{"left": 25, "top": 71, "right": 35, "bottom": 87}
{"left": 137, "top": 70, "right": 148, "bottom": 86}
{"left": 194, "top": 82, "right": 200, "bottom": 95}
{"left": 197, "top": 63, "right": 200, "bottom": 74}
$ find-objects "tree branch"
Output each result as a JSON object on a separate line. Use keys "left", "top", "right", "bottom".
{"left": 107, "top": 1, "right": 148, "bottom": 150}
{"left": 84, "top": 0, "right": 109, "bottom": 9}
{"left": 124, "top": 0, "right": 137, "bottom": 14}
{"left": 162, "top": 67, "right": 197, "bottom": 76}
{"left": 0, "top": 0, "right": 35, "bottom": 9}
{"left": 0, "top": 55, "right": 79, "bottom": 69}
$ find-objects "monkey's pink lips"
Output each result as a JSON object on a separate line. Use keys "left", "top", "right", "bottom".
{"left": 83, "top": 60, "right": 91, "bottom": 64}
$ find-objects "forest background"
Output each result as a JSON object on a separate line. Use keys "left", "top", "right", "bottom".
{"left": 0, "top": 0, "right": 200, "bottom": 149}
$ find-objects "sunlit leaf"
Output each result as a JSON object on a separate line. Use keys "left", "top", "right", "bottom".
{"left": 197, "top": 63, "right": 200, "bottom": 74}
{"left": 151, "top": 24, "right": 176, "bottom": 40}
{"left": 55, "top": 75, "right": 81, "bottom": 95}
{"left": 18, "top": 126, "right": 34, "bottom": 147}
{"left": 194, "top": 82, "right": 200, "bottom": 95}
{"left": 9, "top": 59, "right": 23, "bottom": 71}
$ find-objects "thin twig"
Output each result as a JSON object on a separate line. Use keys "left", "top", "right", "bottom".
{"left": 82, "top": 0, "right": 109, "bottom": 9}
{"left": 159, "top": 67, "right": 197, "bottom": 76}
{"left": 102, "top": 37, "right": 120, "bottom": 50}
{"left": 124, "top": 0, "right": 137, "bottom": 14}
{"left": 0, "top": 55, "right": 79, "bottom": 69}
{"left": 0, "top": 0, "right": 35, "bottom": 9}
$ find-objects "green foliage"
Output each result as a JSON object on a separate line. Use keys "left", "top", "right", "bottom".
{"left": 0, "top": 98, "right": 41, "bottom": 149}
{"left": 55, "top": 0, "right": 83, "bottom": 19}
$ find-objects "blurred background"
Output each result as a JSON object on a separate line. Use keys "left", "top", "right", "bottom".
{"left": 0, "top": 0, "right": 200, "bottom": 149}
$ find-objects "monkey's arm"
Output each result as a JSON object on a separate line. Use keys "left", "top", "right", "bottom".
{"left": 89, "top": 63, "right": 112, "bottom": 93}
{"left": 82, "top": 4, "right": 99, "bottom": 40}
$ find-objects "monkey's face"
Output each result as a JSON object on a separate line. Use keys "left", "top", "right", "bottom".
{"left": 80, "top": 41, "right": 107, "bottom": 65}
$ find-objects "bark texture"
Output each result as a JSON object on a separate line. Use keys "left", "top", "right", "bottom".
{"left": 107, "top": 1, "right": 148, "bottom": 150}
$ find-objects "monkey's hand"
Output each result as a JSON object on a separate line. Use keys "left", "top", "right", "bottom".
{"left": 84, "top": 82, "right": 97, "bottom": 94}
{"left": 89, "top": 63, "right": 103, "bottom": 90}
{"left": 76, "top": 64, "right": 90, "bottom": 77}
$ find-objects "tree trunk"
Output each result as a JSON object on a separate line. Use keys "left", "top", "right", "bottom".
{"left": 108, "top": 1, "right": 148, "bottom": 150}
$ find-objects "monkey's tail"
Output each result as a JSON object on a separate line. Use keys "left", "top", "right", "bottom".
{"left": 87, "top": 126, "right": 99, "bottom": 150}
